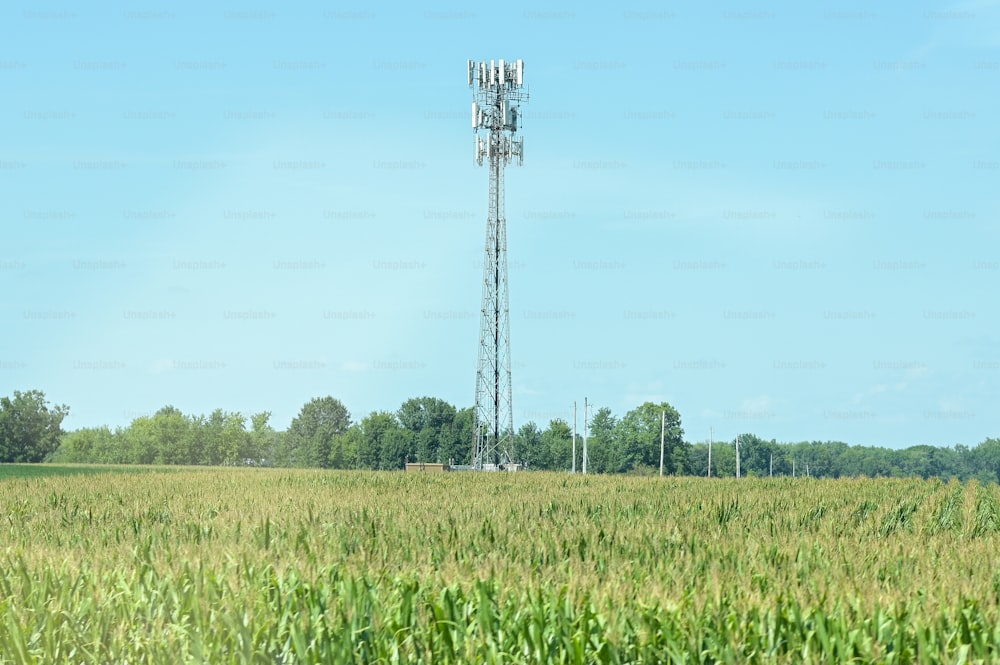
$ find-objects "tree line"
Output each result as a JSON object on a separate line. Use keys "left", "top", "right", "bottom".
{"left": 3, "top": 389, "right": 999, "bottom": 483}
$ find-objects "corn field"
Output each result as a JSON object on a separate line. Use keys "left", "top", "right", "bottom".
{"left": 1, "top": 468, "right": 998, "bottom": 663}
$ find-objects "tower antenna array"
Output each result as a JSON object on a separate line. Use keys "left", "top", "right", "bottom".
{"left": 468, "top": 58, "right": 528, "bottom": 470}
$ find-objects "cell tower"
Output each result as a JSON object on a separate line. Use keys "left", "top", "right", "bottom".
{"left": 468, "top": 58, "right": 527, "bottom": 470}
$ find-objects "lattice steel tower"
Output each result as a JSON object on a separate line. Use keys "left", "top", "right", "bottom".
{"left": 468, "top": 58, "right": 527, "bottom": 470}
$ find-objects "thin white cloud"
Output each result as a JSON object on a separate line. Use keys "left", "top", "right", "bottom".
{"left": 740, "top": 395, "right": 776, "bottom": 414}
{"left": 853, "top": 383, "right": 888, "bottom": 405}
{"left": 150, "top": 358, "right": 175, "bottom": 374}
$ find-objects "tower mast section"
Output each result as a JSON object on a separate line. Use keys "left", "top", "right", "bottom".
{"left": 468, "top": 58, "right": 527, "bottom": 470}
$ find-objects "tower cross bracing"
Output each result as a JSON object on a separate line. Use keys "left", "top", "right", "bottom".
{"left": 468, "top": 58, "right": 527, "bottom": 470}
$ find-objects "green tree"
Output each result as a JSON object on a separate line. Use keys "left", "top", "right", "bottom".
{"left": 687, "top": 440, "right": 715, "bottom": 477}
{"left": 734, "top": 433, "right": 775, "bottom": 477}
{"left": 329, "top": 427, "right": 361, "bottom": 469}
{"left": 0, "top": 390, "right": 69, "bottom": 462}
{"left": 286, "top": 397, "right": 352, "bottom": 468}
{"left": 52, "top": 426, "right": 113, "bottom": 463}
{"left": 397, "top": 397, "right": 457, "bottom": 463}
{"left": 357, "top": 411, "right": 404, "bottom": 470}
{"left": 121, "top": 416, "right": 156, "bottom": 464}
{"left": 586, "top": 407, "right": 617, "bottom": 473}
{"left": 215, "top": 410, "right": 249, "bottom": 465}
{"left": 970, "top": 438, "right": 1000, "bottom": 484}
{"left": 615, "top": 402, "right": 686, "bottom": 474}
{"left": 200, "top": 409, "right": 225, "bottom": 465}
{"left": 93, "top": 426, "right": 130, "bottom": 464}
{"left": 515, "top": 422, "right": 544, "bottom": 470}
{"left": 541, "top": 419, "right": 573, "bottom": 471}
{"left": 786, "top": 442, "right": 828, "bottom": 478}
{"left": 248, "top": 411, "right": 276, "bottom": 465}
{"left": 439, "top": 408, "right": 474, "bottom": 466}
{"left": 712, "top": 440, "right": 738, "bottom": 477}
{"left": 151, "top": 406, "right": 193, "bottom": 464}
{"left": 894, "top": 444, "right": 963, "bottom": 480}
{"left": 380, "top": 427, "right": 414, "bottom": 470}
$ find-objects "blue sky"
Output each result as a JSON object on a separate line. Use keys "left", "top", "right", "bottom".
{"left": 1, "top": 1, "right": 997, "bottom": 449}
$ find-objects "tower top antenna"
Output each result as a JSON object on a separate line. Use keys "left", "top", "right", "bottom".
{"left": 468, "top": 58, "right": 528, "bottom": 471}
{"left": 469, "top": 59, "right": 528, "bottom": 167}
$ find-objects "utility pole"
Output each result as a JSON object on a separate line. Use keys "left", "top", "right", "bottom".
{"left": 708, "top": 426, "right": 713, "bottom": 478}
{"left": 582, "top": 397, "right": 589, "bottom": 474}
{"left": 572, "top": 401, "right": 577, "bottom": 474}
{"left": 659, "top": 410, "right": 665, "bottom": 477}
{"left": 735, "top": 433, "right": 741, "bottom": 480}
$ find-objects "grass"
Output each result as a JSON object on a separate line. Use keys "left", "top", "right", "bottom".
{"left": 0, "top": 463, "right": 183, "bottom": 481}
{"left": 0, "top": 469, "right": 997, "bottom": 662}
